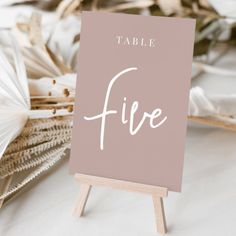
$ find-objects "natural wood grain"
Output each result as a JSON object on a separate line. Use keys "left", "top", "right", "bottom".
{"left": 75, "top": 174, "right": 168, "bottom": 197}
{"left": 152, "top": 195, "right": 167, "bottom": 234}
{"left": 74, "top": 174, "right": 168, "bottom": 234}
{"left": 73, "top": 184, "right": 91, "bottom": 217}
{"left": 188, "top": 116, "right": 236, "bottom": 132}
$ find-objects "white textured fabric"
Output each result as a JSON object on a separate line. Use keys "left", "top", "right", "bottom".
{"left": 209, "top": 0, "right": 236, "bottom": 24}
{"left": 1, "top": 126, "right": 236, "bottom": 236}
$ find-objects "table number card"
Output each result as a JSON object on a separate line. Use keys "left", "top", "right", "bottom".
{"left": 70, "top": 11, "right": 195, "bottom": 192}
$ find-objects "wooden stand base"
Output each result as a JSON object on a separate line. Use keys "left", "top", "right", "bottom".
{"left": 74, "top": 174, "right": 168, "bottom": 234}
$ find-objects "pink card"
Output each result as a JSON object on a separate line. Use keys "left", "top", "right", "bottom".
{"left": 70, "top": 11, "right": 195, "bottom": 192}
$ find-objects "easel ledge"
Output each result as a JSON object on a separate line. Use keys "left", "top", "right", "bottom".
{"left": 74, "top": 173, "right": 168, "bottom": 234}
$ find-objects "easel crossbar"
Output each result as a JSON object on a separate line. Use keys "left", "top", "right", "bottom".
{"left": 75, "top": 174, "right": 168, "bottom": 197}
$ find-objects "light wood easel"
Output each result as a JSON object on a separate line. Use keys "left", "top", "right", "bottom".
{"left": 73, "top": 173, "right": 168, "bottom": 234}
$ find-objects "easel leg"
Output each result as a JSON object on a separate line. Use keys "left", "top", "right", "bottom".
{"left": 152, "top": 195, "right": 167, "bottom": 234}
{"left": 73, "top": 184, "right": 91, "bottom": 217}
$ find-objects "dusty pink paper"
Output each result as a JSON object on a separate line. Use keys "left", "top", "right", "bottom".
{"left": 70, "top": 11, "right": 195, "bottom": 192}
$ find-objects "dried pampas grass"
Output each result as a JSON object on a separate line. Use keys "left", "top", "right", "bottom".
{"left": 0, "top": 117, "right": 72, "bottom": 202}
{"left": 1, "top": 0, "right": 236, "bottom": 207}
{"left": 0, "top": 19, "right": 75, "bottom": 206}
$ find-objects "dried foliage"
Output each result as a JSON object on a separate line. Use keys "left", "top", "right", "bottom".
{"left": 0, "top": 0, "right": 236, "bottom": 206}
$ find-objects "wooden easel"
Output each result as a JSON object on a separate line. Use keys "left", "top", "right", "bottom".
{"left": 73, "top": 173, "right": 168, "bottom": 234}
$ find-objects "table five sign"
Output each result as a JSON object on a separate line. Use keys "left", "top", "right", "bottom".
{"left": 70, "top": 12, "right": 195, "bottom": 192}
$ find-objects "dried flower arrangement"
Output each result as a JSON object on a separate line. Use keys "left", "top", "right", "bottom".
{"left": 1, "top": 0, "right": 236, "bottom": 207}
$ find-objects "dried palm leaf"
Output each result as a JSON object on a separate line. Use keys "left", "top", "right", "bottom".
{"left": 0, "top": 31, "right": 74, "bottom": 205}
{"left": 37, "top": 0, "right": 62, "bottom": 10}
{"left": 0, "top": 32, "right": 30, "bottom": 158}
{"left": 57, "top": 0, "right": 82, "bottom": 19}
{"left": 0, "top": 0, "right": 37, "bottom": 6}
{"left": 1, "top": 0, "right": 236, "bottom": 207}
{"left": 2, "top": 12, "right": 75, "bottom": 79}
